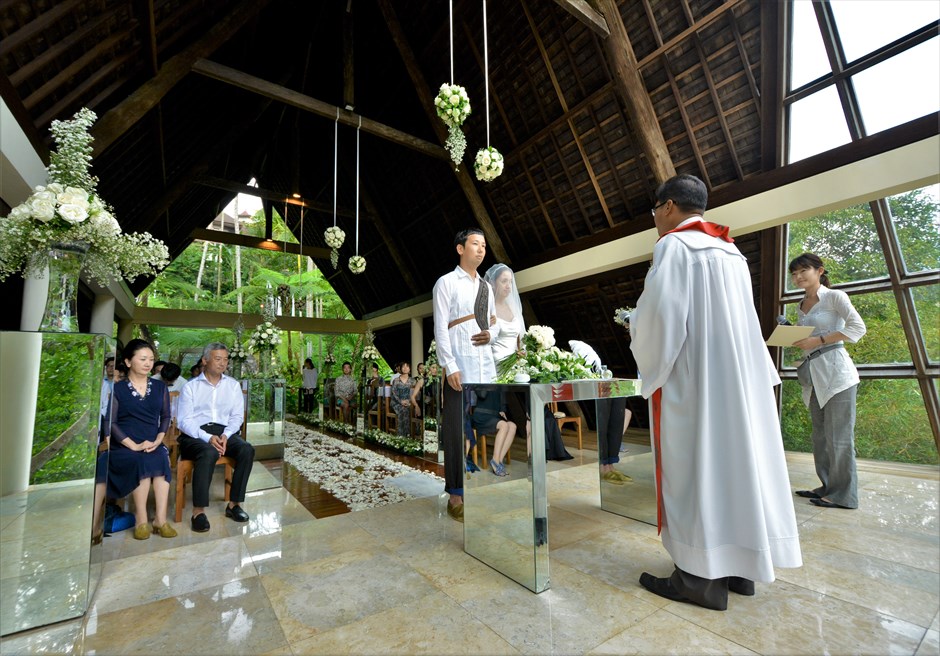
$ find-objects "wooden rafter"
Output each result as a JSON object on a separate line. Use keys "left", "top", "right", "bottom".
{"left": 376, "top": 0, "right": 511, "bottom": 265}
{"left": 760, "top": 0, "right": 784, "bottom": 171}
{"left": 190, "top": 228, "right": 330, "bottom": 261}
{"left": 191, "top": 59, "right": 448, "bottom": 161}
{"left": 90, "top": 0, "right": 274, "bottom": 157}
{"left": 551, "top": 0, "right": 610, "bottom": 38}
{"left": 195, "top": 176, "right": 365, "bottom": 221}
{"left": 595, "top": 0, "right": 676, "bottom": 184}
{"left": 521, "top": 0, "right": 613, "bottom": 229}
{"left": 635, "top": 0, "right": 743, "bottom": 70}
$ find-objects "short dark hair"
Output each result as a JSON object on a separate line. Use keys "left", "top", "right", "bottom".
{"left": 655, "top": 174, "right": 707, "bottom": 214}
{"left": 454, "top": 228, "right": 485, "bottom": 248}
{"left": 154, "top": 360, "right": 166, "bottom": 369}
{"left": 161, "top": 362, "right": 181, "bottom": 383}
{"left": 104, "top": 355, "right": 115, "bottom": 365}
{"left": 371, "top": 363, "right": 379, "bottom": 371}
{"left": 342, "top": 361, "right": 351, "bottom": 368}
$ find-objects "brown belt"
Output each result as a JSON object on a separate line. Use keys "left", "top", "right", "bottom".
{"left": 448, "top": 314, "right": 496, "bottom": 329}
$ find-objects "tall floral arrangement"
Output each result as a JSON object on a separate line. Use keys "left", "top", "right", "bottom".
{"left": 495, "top": 325, "right": 597, "bottom": 383}
{"left": 0, "top": 108, "right": 169, "bottom": 285}
{"left": 435, "top": 83, "right": 471, "bottom": 166}
{"left": 247, "top": 303, "right": 281, "bottom": 353}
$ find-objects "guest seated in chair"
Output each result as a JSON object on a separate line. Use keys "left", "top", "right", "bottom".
{"left": 106, "top": 339, "right": 176, "bottom": 540}
{"left": 469, "top": 388, "right": 517, "bottom": 476}
{"left": 334, "top": 361, "right": 358, "bottom": 424}
{"left": 177, "top": 342, "right": 254, "bottom": 533}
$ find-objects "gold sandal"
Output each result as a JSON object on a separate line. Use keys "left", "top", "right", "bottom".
{"left": 152, "top": 522, "right": 178, "bottom": 538}
{"left": 133, "top": 523, "right": 151, "bottom": 540}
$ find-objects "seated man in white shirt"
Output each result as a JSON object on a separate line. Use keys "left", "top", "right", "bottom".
{"left": 177, "top": 342, "right": 254, "bottom": 532}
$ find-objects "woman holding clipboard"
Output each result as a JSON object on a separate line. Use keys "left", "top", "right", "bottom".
{"left": 788, "top": 253, "right": 866, "bottom": 510}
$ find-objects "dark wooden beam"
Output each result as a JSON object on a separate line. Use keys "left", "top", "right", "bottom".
{"left": 760, "top": 0, "right": 784, "bottom": 171}
{"left": 343, "top": 1, "right": 355, "bottom": 109}
{"left": 595, "top": 0, "right": 676, "bottom": 184}
{"left": 551, "top": 0, "right": 610, "bottom": 38}
{"left": 90, "top": 0, "right": 274, "bottom": 157}
{"left": 132, "top": 306, "right": 365, "bottom": 334}
{"left": 376, "top": 0, "right": 511, "bottom": 264}
{"left": 194, "top": 176, "right": 365, "bottom": 221}
{"left": 191, "top": 228, "right": 330, "bottom": 260}
{"left": 0, "top": 0, "right": 87, "bottom": 54}
{"left": 192, "top": 59, "right": 448, "bottom": 161}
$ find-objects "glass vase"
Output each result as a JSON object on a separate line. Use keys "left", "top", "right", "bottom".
{"left": 38, "top": 242, "right": 89, "bottom": 332}
{"left": 260, "top": 349, "right": 271, "bottom": 377}
{"left": 231, "top": 360, "right": 242, "bottom": 379}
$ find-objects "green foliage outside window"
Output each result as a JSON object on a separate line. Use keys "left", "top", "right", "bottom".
{"left": 783, "top": 187, "right": 939, "bottom": 465}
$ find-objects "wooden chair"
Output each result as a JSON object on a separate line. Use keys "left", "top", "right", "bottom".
{"left": 165, "top": 392, "right": 181, "bottom": 469}
{"left": 384, "top": 395, "right": 399, "bottom": 434}
{"left": 174, "top": 456, "right": 234, "bottom": 523}
{"left": 367, "top": 391, "right": 385, "bottom": 431}
{"left": 550, "top": 401, "right": 583, "bottom": 450}
{"left": 470, "top": 429, "right": 510, "bottom": 468}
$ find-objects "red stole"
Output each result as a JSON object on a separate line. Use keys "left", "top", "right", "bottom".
{"left": 658, "top": 220, "right": 733, "bottom": 242}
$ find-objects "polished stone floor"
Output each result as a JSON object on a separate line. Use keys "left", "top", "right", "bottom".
{"left": 1, "top": 448, "right": 938, "bottom": 655}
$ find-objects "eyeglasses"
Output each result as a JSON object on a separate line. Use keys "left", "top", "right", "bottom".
{"left": 650, "top": 199, "right": 669, "bottom": 217}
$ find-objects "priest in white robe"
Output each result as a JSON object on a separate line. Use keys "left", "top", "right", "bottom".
{"left": 630, "top": 174, "right": 801, "bottom": 611}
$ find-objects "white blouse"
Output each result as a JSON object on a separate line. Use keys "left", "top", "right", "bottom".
{"left": 796, "top": 285, "right": 867, "bottom": 408}
{"left": 491, "top": 315, "right": 524, "bottom": 364}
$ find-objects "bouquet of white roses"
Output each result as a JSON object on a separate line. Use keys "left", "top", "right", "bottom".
{"left": 495, "top": 325, "right": 597, "bottom": 383}
{"left": 0, "top": 108, "right": 169, "bottom": 285}
{"left": 362, "top": 344, "right": 380, "bottom": 360}
{"left": 229, "top": 343, "right": 249, "bottom": 362}
{"left": 613, "top": 307, "right": 634, "bottom": 329}
{"left": 434, "top": 83, "right": 471, "bottom": 166}
{"left": 324, "top": 353, "right": 337, "bottom": 365}
{"left": 349, "top": 255, "right": 366, "bottom": 274}
{"left": 474, "top": 146, "right": 504, "bottom": 182}
{"left": 247, "top": 320, "right": 281, "bottom": 352}
{"left": 324, "top": 226, "right": 345, "bottom": 269}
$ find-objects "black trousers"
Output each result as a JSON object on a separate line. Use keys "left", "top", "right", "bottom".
{"left": 442, "top": 382, "right": 464, "bottom": 496}
{"left": 596, "top": 397, "right": 626, "bottom": 465}
{"left": 178, "top": 433, "right": 255, "bottom": 507}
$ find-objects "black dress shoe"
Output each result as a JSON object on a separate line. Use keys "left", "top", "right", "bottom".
{"left": 728, "top": 576, "right": 755, "bottom": 596}
{"left": 225, "top": 504, "right": 250, "bottom": 522}
{"left": 191, "top": 513, "right": 210, "bottom": 532}
{"left": 795, "top": 490, "right": 822, "bottom": 499}
{"left": 639, "top": 572, "right": 689, "bottom": 603}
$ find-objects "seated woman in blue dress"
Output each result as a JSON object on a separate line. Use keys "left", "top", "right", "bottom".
{"left": 106, "top": 339, "right": 177, "bottom": 540}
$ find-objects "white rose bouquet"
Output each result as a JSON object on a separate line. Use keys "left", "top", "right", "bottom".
{"left": 495, "top": 325, "right": 597, "bottom": 383}
{"left": 229, "top": 343, "right": 249, "bottom": 362}
{"left": 0, "top": 108, "right": 169, "bottom": 285}
{"left": 247, "top": 320, "right": 282, "bottom": 352}
{"left": 434, "top": 83, "right": 471, "bottom": 166}
{"left": 324, "top": 226, "right": 345, "bottom": 269}
{"left": 349, "top": 255, "right": 366, "bottom": 274}
{"left": 362, "top": 344, "right": 380, "bottom": 360}
{"left": 474, "top": 146, "right": 504, "bottom": 182}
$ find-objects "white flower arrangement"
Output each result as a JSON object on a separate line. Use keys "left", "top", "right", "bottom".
{"left": 349, "top": 254, "right": 366, "bottom": 274}
{"left": 426, "top": 339, "right": 438, "bottom": 367}
{"left": 495, "top": 325, "right": 597, "bottom": 384}
{"left": 613, "top": 306, "right": 634, "bottom": 329}
{"left": 324, "top": 353, "right": 337, "bottom": 365}
{"left": 435, "top": 83, "right": 471, "bottom": 166}
{"left": 229, "top": 343, "right": 249, "bottom": 362}
{"left": 362, "top": 344, "right": 380, "bottom": 360}
{"left": 0, "top": 108, "right": 169, "bottom": 285}
{"left": 247, "top": 320, "right": 281, "bottom": 351}
{"left": 324, "top": 226, "right": 345, "bottom": 269}
{"left": 474, "top": 146, "right": 504, "bottom": 182}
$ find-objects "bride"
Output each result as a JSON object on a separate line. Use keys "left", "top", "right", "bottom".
{"left": 484, "top": 263, "right": 524, "bottom": 363}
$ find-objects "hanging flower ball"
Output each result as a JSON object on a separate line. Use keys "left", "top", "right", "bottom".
{"left": 324, "top": 226, "right": 345, "bottom": 248}
{"left": 349, "top": 255, "right": 367, "bottom": 274}
{"left": 474, "top": 146, "right": 504, "bottom": 182}
{"left": 434, "top": 83, "right": 471, "bottom": 128}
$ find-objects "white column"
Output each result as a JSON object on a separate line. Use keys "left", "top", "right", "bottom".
{"left": 0, "top": 332, "right": 42, "bottom": 495}
{"left": 410, "top": 317, "right": 423, "bottom": 368}
{"left": 90, "top": 294, "right": 115, "bottom": 336}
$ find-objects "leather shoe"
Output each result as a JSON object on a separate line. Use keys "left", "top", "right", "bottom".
{"left": 133, "top": 523, "right": 151, "bottom": 540}
{"left": 728, "top": 576, "right": 755, "bottom": 596}
{"left": 639, "top": 572, "right": 688, "bottom": 603}
{"left": 152, "top": 522, "right": 178, "bottom": 538}
{"left": 810, "top": 498, "right": 853, "bottom": 509}
{"left": 225, "top": 504, "right": 250, "bottom": 522}
{"left": 446, "top": 502, "right": 464, "bottom": 523}
{"left": 795, "top": 490, "right": 821, "bottom": 499}
{"left": 191, "top": 513, "right": 210, "bottom": 532}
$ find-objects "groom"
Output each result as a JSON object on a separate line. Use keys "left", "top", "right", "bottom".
{"left": 432, "top": 228, "right": 500, "bottom": 522}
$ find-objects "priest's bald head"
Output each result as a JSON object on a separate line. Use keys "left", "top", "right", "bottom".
{"left": 651, "top": 174, "right": 708, "bottom": 236}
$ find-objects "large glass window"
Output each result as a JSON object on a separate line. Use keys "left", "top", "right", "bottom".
{"left": 787, "top": 86, "right": 852, "bottom": 163}
{"left": 829, "top": 0, "right": 939, "bottom": 63}
{"left": 786, "top": 201, "right": 887, "bottom": 290}
{"left": 853, "top": 37, "right": 940, "bottom": 134}
{"left": 912, "top": 285, "right": 939, "bottom": 363}
{"left": 789, "top": 0, "right": 831, "bottom": 90}
{"left": 891, "top": 185, "right": 940, "bottom": 275}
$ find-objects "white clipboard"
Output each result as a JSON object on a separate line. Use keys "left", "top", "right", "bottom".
{"left": 766, "top": 325, "right": 814, "bottom": 347}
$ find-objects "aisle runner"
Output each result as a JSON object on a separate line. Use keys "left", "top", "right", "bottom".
{"left": 284, "top": 422, "right": 444, "bottom": 511}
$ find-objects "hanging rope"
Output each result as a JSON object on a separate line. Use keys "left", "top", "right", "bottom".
{"left": 483, "top": 0, "right": 490, "bottom": 148}
{"left": 449, "top": 0, "right": 454, "bottom": 84}
{"left": 333, "top": 108, "right": 339, "bottom": 228}
{"left": 355, "top": 115, "right": 361, "bottom": 255}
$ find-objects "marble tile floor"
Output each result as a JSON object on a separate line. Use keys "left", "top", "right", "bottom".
{"left": 1, "top": 451, "right": 937, "bottom": 655}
